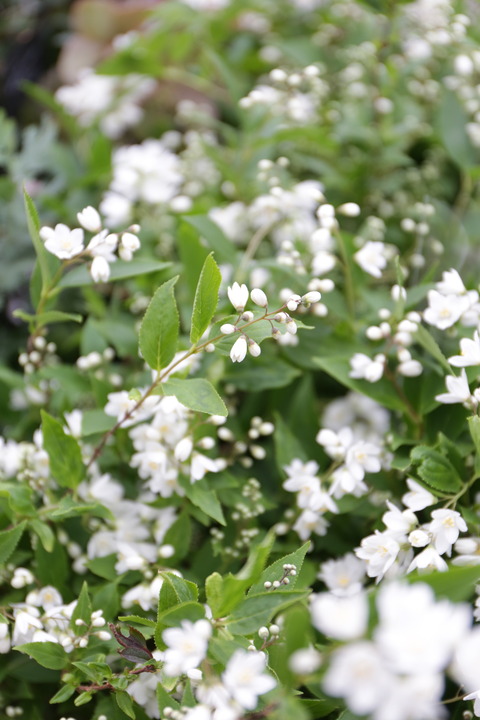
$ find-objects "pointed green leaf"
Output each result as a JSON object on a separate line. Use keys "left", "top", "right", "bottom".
{"left": 41, "top": 410, "right": 85, "bottom": 489}
{"left": 184, "top": 215, "right": 236, "bottom": 264}
{"left": 162, "top": 377, "right": 227, "bottom": 416}
{"left": 15, "top": 641, "right": 69, "bottom": 670}
{"left": 59, "top": 260, "right": 172, "bottom": 287}
{"left": 29, "top": 520, "right": 55, "bottom": 552}
{"left": 248, "top": 542, "right": 311, "bottom": 596}
{"left": 158, "top": 573, "right": 198, "bottom": 613}
{"left": 139, "top": 277, "right": 179, "bottom": 371}
{"left": 180, "top": 477, "right": 226, "bottom": 525}
{"left": 24, "top": 188, "right": 56, "bottom": 300}
{"left": 70, "top": 582, "right": 92, "bottom": 636}
{"left": 50, "top": 685, "right": 76, "bottom": 704}
{"left": 0, "top": 521, "right": 27, "bottom": 564}
{"left": 190, "top": 253, "right": 222, "bottom": 344}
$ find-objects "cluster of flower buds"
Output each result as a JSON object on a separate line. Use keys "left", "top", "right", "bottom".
{"left": 221, "top": 282, "right": 321, "bottom": 362}
{"left": 18, "top": 336, "right": 57, "bottom": 374}
{"left": 39, "top": 205, "right": 141, "bottom": 283}
{"left": 263, "top": 563, "right": 297, "bottom": 590}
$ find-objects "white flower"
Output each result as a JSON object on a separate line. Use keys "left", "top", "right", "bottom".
{"left": 452, "top": 626, "right": 480, "bottom": 700}
{"left": 354, "top": 241, "right": 388, "bottom": 278}
{"left": 90, "top": 256, "right": 111, "bottom": 283}
{"left": 310, "top": 591, "right": 368, "bottom": 640}
{"left": 227, "top": 282, "right": 249, "bottom": 312}
{"left": 318, "top": 553, "right": 365, "bottom": 596}
{"left": 11, "top": 567, "right": 34, "bottom": 589}
{"left": 230, "top": 335, "right": 248, "bottom": 363}
{"left": 190, "top": 452, "right": 221, "bottom": 482}
{"left": 222, "top": 650, "right": 276, "bottom": 710}
{"left": 423, "top": 290, "right": 470, "bottom": 330}
{"left": 77, "top": 206, "right": 102, "bottom": 232}
{"left": 289, "top": 646, "right": 322, "bottom": 675}
{"left": 345, "top": 439, "right": 382, "bottom": 480}
{"left": 402, "top": 478, "right": 435, "bottom": 511}
{"left": 293, "top": 509, "right": 328, "bottom": 540}
{"left": 435, "top": 369, "right": 473, "bottom": 405}
{"left": 436, "top": 269, "right": 467, "bottom": 295}
{"left": 39, "top": 223, "right": 84, "bottom": 259}
{"left": 323, "top": 642, "right": 392, "bottom": 715}
{"left": 449, "top": 331, "right": 480, "bottom": 367}
{"left": 428, "top": 509, "right": 468, "bottom": 555}
{"left": 162, "top": 619, "right": 211, "bottom": 677}
{"left": 355, "top": 531, "right": 400, "bottom": 580}
{"left": 0, "top": 622, "right": 11, "bottom": 654}
{"left": 349, "top": 353, "right": 385, "bottom": 383}
{"left": 407, "top": 545, "right": 448, "bottom": 573}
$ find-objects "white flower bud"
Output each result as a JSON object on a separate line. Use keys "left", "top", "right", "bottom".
{"left": 258, "top": 626, "right": 270, "bottom": 639}
{"left": 391, "top": 285, "right": 407, "bottom": 301}
{"left": 248, "top": 340, "right": 261, "bottom": 357}
{"left": 221, "top": 324, "right": 237, "bottom": 334}
{"left": 175, "top": 437, "right": 193, "bottom": 462}
{"left": 230, "top": 335, "right": 248, "bottom": 363}
{"left": 121, "top": 232, "right": 140, "bottom": 252}
{"left": 77, "top": 206, "right": 102, "bottom": 233}
{"left": 337, "top": 202, "right": 361, "bottom": 217}
{"left": 90, "top": 256, "right": 110, "bottom": 283}
{"left": 228, "top": 282, "right": 249, "bottom": 312}
{"left": 287, "top": 295, "right": 302, "bottom": 312}
{"left": 366, "top": 326, "right": 383, "bottom": 341}
{"left": 159, "top": 544, "right": 175, "bottom": 558}
{"left": 302, "top": 291, "right": 321, "bottom": 304}
{"left": 250, "top": 288, "right": 268, "bottom": 307}
{"left": 286, "top": 320, "right": 298, "bottom": 335}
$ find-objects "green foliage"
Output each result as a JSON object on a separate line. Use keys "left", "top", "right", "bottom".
{"left": 139, "top": 276, "right": 180, "bottom": 371}
{"left": 190, "top": 253, "right": 222, "bottom": 344}
{"left": 41, "top": 410, "right": 85, "bottom": 489}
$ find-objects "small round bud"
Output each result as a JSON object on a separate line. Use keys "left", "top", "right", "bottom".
{"left": 250, "top": 288, "right": 268, "bottom": 307}
{"left": 248, "top": 340, "right": 261, "bottom": 358}
{"left": 264, "top": 581, "right": 272, "bottom": 589}
{"left": 221, "top": 324, "right": 236, "bottom": 335}
{"left": 302, "top": 291, "right": 321, "bottom": 304}
{"left": 258, "top": 626, "right": 270, "bottom": 639}
{"left": 272, "top": 580, "right": 281, "bottom": 588}
{"left": 269, "top": 624, "right": 280, "bottom": 635}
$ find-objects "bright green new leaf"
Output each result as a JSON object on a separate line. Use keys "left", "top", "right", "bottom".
{"left": 139, "top": 276, "right": 179, "bottom": 371}
{"left": 410, "top": 446, "right": 463, "bottom": 493}
{"left": 59, "top": 260, "right": 172, "bottom": 287}
{"left": 0, "top": 521, "right": 27, "bottom": 565}
{"left": 41, "top": 410, "right": 84, "bottom": 489}
{"left": 24, "top": 188, "right": 58, "bottom": 306}
{"left": 15, "top": 641, "right": 69, "bottom": 670}
{"left": 116, "top": 690, "right": 136, "bottom": 719}
{"left": 180, "top": 478, "right": 226, "bottom": 525}
{"left": 409, "top": 564, "right": 480, "bottom": 601}
{"left": 248, "top": 542, "right": 311, "bottom": 595}
{"left": 49, "top": 685, "right": 76, "bottom": 704}
{"left": 30, "top": 520, "right": 55, "bottom": 552}
{"left": 70, "top": 582, "right": 92, "bottom": 636}
{"left": 226, "top": 589, "right": 309, "bottom": 635}
{"left": 190, "top": 252, "right": 221, "bottom": 344}
{"left": 162, "top": 377, "right": 227, "bottom": 416}
{"left": 158, "top": 573, "right": 198, "bottom": 613}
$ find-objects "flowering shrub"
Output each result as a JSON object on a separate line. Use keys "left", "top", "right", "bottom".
{"left": 4, "top": 1, "right": 480, "bottom": 719}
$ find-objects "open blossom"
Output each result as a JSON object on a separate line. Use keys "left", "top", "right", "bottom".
{"left": 310, "top": 591, "right": 369, "bottom": 640}
{"left": 222, "top": 650, "right": 276, "bottom": 710}
{"left": 355, "top": 530, "right": 401, "bottom": 580}
{"left": 435, "top": 369, "right": 474, "bottom": 406}
{"left": 428, "top": 508, "right": 468, "bottom": 555}
{"left": 354, "top": 241, "right": 388, "bottom": 278}
{"left": 449, "top": 331, "right": 480, "bottom": 367}
{"left": 402, "top": 478, "right": 435, "bottom": 511}
{"left": 39, "top": 223, "right": 84, "bottom": 259}
{"left": 423, "top": 290, "right": 471, "bottom": 330}
{"left": 162, "top": 619, "right": 211, "bottom": 676}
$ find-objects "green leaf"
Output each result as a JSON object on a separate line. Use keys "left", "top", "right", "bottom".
{"left": 24, "top": 188, "right": 55, "bottom": 303}
{"left": 162, "top": 511, "right": 192, "bottom": 562}
{"left": 50, "top": 684, "right": 76, "bottom": 704}
{"left": 190, "top": 252, "right": 222, "bottom": 344}
{"left": 158, "top": 573, "right": 198, "bottom": 613}
{"left": 226, "top": 589, "right": 309, "bottom": 635}
{"left": 29, "top": 520, "right": 55, "bottom": 552}
{"left": 274, "top": 412, "right": 309, "bottom": 471}
{"left": 414, "top": 325, "right": 451, "bottom": 374}
{"left": 313, "top": 354, "right": 406, "bottom": 412}
{"left": 118, "top": 616, "right": 156, "bottom": 629}
{"left": 206, "top": 532, "right": 275, "bottom": 617}
{"left": 70, "top": 582, "right": 92, "bottom": 636}
{"left": 59, "top": 260, "right": 172, "bottom": 287}
{"left": 180, "top": 478, "right": 226, "bottom": 525}
{"left": 162, "top": 377, "right": 227, "bottom": 416}
{"left": 0, "top": 521, "right": 27, "bottom": 564}
{"left": 248, "top": 542, "right": 311, "bottom": 596}
{"left": 41, "top": 410, "right": 84, "bottom": 489}
{"left": 410, "top": 446, "right": 463, "bottom": 493}
{"left": 409, "top": 564, "right": 480, "bottom": 601}
{"left": 116, "top": 690, "right": 136, "bottom": 719}
{"left": 74, "top": 692, "right": 93, "bottom": 707}
{"left": 157, "top": 684, "right": 180, "bottom": 716}
{"left": 225, "top": 354, "right": 302, "bottom": 391}
{"left": 468, "top": 415, "right": 480, "bottom": 476}
{"left": 139, "top": 276, "right": 179, "bottom": 371}
{"left": 15, "top": 641, "right": 69, "bottom": 670}
{"left": 184, "top": 215, "right": 236, "bottom": 264}
{"left": 437, "top": 90, "right": 476, "bottom": 169}
{"left": 81, "top": 409, "right": 116, "bottom": 437}
{"left": 35, "top": 310, "right": 83, "bottom": 327}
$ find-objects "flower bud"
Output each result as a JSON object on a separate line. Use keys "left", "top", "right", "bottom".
{"left": 250, "top": 288, "right": 268, "bottom": 307}
{"left": 77, "top": 206, "right": 102, "bottom": 233}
